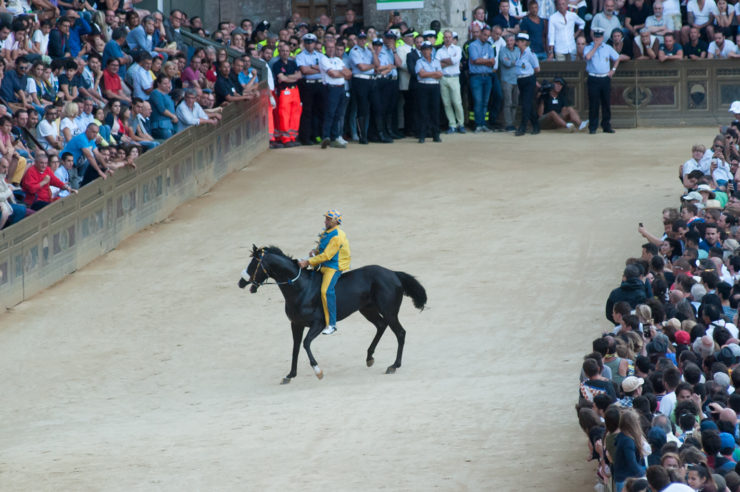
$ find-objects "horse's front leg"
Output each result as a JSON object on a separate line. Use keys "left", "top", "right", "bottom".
{"left": 281, "top": 322, "right": 304, "bottom": 385}
{"left": 303, "top": 321, "right": 325, "bottom": 380}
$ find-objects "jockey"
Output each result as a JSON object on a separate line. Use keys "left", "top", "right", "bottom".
{"left": 298, "top": 209, "right": 351, "bottom": 335}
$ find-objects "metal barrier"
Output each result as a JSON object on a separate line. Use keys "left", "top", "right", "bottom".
{"left": 538, "top": 59, "right": 740, "bottom": 127}
{"left": 0, "top": 93, "right": 269, "bottom": 308}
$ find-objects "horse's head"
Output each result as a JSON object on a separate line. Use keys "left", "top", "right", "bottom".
{"left": 238, "top": 244, "right": 268, "bottom": 293}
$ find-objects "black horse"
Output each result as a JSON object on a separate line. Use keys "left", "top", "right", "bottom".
{"left": 238, "top": 245, "right": 427, "bottom": 383}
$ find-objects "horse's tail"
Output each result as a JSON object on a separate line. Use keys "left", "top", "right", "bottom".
{"left": 395, "top": 271, "right": 427, "bottom": 311}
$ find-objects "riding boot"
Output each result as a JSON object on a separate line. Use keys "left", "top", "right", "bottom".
{"left": 357, "top": 117, "right": 368, "bottom": 145}
{"left": 387, "top": 114, "right": 403, "bottom": 139}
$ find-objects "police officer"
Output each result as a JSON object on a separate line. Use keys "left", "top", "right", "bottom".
{"left": 296, "top": 33, "right": 325, "bottom": 145}
{"left": 349, "top": 32, "right": 374, "bottom": 144}
{"left": 514, "top": 33, "right": 540, "bottom": 136}
{"left": 369, "top": 38, "right": 393, "bottom": 143}
{"left": 377, "top": 30, "right": 403, "bottom": 139}
{"left": 415, "top": 41, "right": 443, "bottom": 143}
{"left": 583, "top": 27, "right": 620, "bottom": 134}
{"left": 319, "top": 41, "right": 351, "bottom": 148}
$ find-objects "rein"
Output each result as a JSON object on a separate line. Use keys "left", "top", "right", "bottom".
{"left": 243, "top": 252, "right": 303, "bottom": 287}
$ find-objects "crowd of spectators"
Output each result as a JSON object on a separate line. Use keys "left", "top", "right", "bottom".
{"left": 0, "top": 5, "right": 261, "bottom": 231}
{"left": 577, "top": 107, "right": 740, "bottom": 491}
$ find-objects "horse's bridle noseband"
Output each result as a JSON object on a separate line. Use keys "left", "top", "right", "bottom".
{"left": 243, "top": 249, "right": 302, "bottom": 287}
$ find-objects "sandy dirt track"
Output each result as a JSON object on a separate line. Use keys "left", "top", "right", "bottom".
{"left": 0, "top": 128, "right": 719, "bottom": 490}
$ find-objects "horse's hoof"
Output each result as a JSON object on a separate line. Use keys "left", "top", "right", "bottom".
{"left": 313, "top": 365, "right": 324, "bottom": 380}
{"left": 366, "top": 358, "right": 374, "bottom": 367}
{"left": 385, "top": 366, "right": 396, "bottom": 374}
{"left": 280, "top": 377, "right": 292, "bottom": 385}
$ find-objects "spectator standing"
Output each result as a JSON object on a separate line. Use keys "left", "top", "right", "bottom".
{"left": 273, "top": 42, "right": 303, "bottom": 146}
{"left": 175, "top": 89, "right": 217, "bottom": 132}
{"left": 584, "top": 28, "right": 620, "bottom": 134}
{"left": 468, "top": 25, "right": 496, "bottom": 133}
{"left": 318, "top": 42, "right": 350, "bottom": 148}
{"left": 519, "top": 0, "right": 547, "bottom": 59}
{"left": 605, "top": 265, "right": 648, "bottom": 323}
{"left": 436, "top": 30, "right": 465, "bottom": 134}
{"left": 102, "top": 27, "right": 132, "bottom": 77}
{"left": 499, "top": 33, "right": 519, "bottom": 132}
{"left": 547, "top": 0, "right": 586, "bottom": 60}
{"left": 149, "top": 75, "right": 177, "bottom": 140}
{"left": 404, "top": 34, "right": 423, "bottom": 138}
{"left": 163, "top": 9, "right": 186, "bottom": 52}
{"left": 492, "top": 0, "right": 520, "bottom": 36}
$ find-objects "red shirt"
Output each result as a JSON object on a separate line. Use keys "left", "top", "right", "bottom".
{"left": 21, "top": 165, "right": 66, "bottom": 205}
{"left": 103, "top": 70, "right": 122, "bottom": 93}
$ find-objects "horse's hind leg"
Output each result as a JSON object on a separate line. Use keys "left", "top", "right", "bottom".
{"left": 303, "top": 321, "right": 325, "bottom": 380}
{"left": 384, "top": 315, "right": 406, "bottom": 374}
{"left": 360, "top": 307, "right": 387, "bottom": 368}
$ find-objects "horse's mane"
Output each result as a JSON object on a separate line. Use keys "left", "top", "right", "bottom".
{"left": 264, "top": 245, "right": 297, "bottom": 263}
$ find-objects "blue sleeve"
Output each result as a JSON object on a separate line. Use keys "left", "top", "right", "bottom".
{"left": 349, "top": 48, "right": 363, "bottom": 66}
{"left": 150, "top": 91, "right": 165, "bottom": 114}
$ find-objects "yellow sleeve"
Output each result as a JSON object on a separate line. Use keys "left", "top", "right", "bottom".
{"left": 308, "top": 236, "right": 342, "bottom": 266}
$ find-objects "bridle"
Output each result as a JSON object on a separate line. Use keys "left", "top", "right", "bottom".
{"left": 242, "top": 250, "right": 302, "bottom": 287}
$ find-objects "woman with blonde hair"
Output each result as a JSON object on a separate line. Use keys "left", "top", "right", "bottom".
{"left": 60, "top": 101, "right": 79, "bottom": 143}
{"left": 613, "top": 409, "right": 648, "bottom": 492}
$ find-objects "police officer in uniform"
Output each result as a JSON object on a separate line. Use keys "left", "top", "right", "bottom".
{"left": 348, "top": 32, "right": 375, "bottom": 144}
{"left": 377, "top": 31, "right": 403, "bottom": 140}
{"left": 514, "top": 33, "right": 540, "bottom": 136}
{"left": 369, "top": 38, "right": 394, "bottom": 143}
{"left": 583, "top": 27, "right": 620, "bottom": 134}
{"left": 415, "top": 41, "right": 443, "bottom": 143}
{"left": 296, "top": 33, "right": 325, "bottom": 145}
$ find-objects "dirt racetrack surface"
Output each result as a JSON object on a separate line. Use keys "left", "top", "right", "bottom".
{"left": 0, "top": 128, "right": 718, "bottom": 490}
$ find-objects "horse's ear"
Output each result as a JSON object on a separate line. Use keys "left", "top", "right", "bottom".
{"left": 251, "top": 244, "right": 258, "bottom": 256}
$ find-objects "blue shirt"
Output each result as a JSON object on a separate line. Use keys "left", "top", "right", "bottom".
{"left": 519, "top": 17, "right": 545, "bottom": 54}
{"left": 378, "top": 46, "right": 397, "bottom": 77}
{"left": 583, "top": 42, "right": 619, "bottom": 74}
{"left": 515, "top": 47, "right": 539, "bottom": 77}
{"left": 149, "top": 89, "right": 176, "bottom": 132}
{"left": 349, "top": 45, "right": 374, "bottom": 75}
{"left": 415, "top": 56, "right": 442, "bottom": 83}
{"left": 295, "top": 49, "right": 325, "bottom": 80}
{"left": 61, "top": 132, "right": 96, "bottom": 163}
{"left": 468, "top": 39, "right": 495, "bottom": 74}
{"left": 499, "top": 46, "right": 520, "bottom": 84}
{"left": 102, "top": 40, "right": 127, "bottom": 78}
{"left": 0, "top": 70, "right": 26, "bottom": 103}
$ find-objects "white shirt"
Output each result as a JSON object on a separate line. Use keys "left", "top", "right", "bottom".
{"left": 37, "top": 119, "right": 58, "bottom": 150}
{"left": 319, "top": 55, "right": 346, "bottom": 86}
{"left": 175, "top": 101, "right": 209, "bottom": 132}
{"left": 32, "top": 29, "right": 49, "bottom": 55}
{"left": 687, "top": 0, "right": 719, "bottom": 25}
{"left": 397, "top": 42, "right": 413, "bottom": 91}
{"left": 52, "top": 166, "right": 69, "bottom": 199}
{"left": 434, "top": 44, "right": 462, "bottom": 76}
{"left": 548, "top": 11, "right": 586, "bottom": 54}
{"left": 682, "top": 149, "right": 713, "bottom": 176}
{"left": 659, "top": 391, "right": 677, "bottom": 417}
{"left": 708, "top": 39, "right": 737, "bottom": 58}
{"left": 74, "top": 112, "right": 95, "bottom": 135}
{"left": 713, "top": 159, "right": 733, "bottom": 183}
